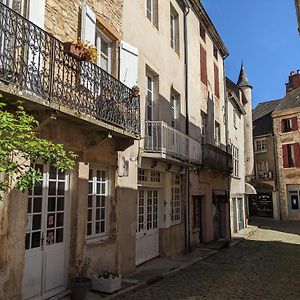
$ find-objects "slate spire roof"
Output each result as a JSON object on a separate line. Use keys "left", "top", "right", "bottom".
{"left": 237, "top": 64, "right": 252, "bottom": 88}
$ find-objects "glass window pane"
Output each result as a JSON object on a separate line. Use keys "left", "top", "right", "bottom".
{"left": 46, "top": 230, "right": 55, "bottom": 245}
{"left": 49, "top": 166, "right": 56, "bottom": 179}
{"left": 101, "top": 40, "right": 109, "bottom": 56}
{"left": 87, "top": 223, "right": 92, "bottom": 236}
{"left": 58, "top": 182, "right": 65, "bottom": 195}
{"left": 32, "top": 215, "right": 41, "bottom": 230}
{"left": 33, "top": 197, "right": 42, "bottom": 213}
{"left": 100, "top": 55, "right": 109, "bottom": 72}
{"left": 48, "top": 197, "right": 56, "bottom": 212}
{"left": 56, "top": 228, "right": 64, "bottom": 243}
{"left": 88, "top": 209, "right": 92, "bottom": 221}
{"left": 25, "top": 233, "right": 30, "bottom": 250}
{"left": 56, "top": 213, "right": 64, "bottom": 227}
{"left": 95, "top": 222, "right": 100, "bottom": 234}
{"left": 27, "top": 198, "right": 32, "bottom": 213}
{"left": 57, "top": 198, "right": 64, "bottom": 211}
{"left": 88, "top": 196, "right": 93, "bottom": 208}
{"left": 31, "top": 232, "right": 41, "bottom": 248}
{"left": 47, "top": 214, "right": 55, "bottom": 228}
{"left": 49, "top": 181, "right": 56, "bottom": 195}
{"left": 34, "top": 182, "right": 42, "bottom": 195}
{"left": 58, "top": 170, "right": 65, "bottom": 180}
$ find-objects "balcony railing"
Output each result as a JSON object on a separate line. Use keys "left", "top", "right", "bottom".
{"left": 202, "top": 144, "right": 233, "bottom": 173}
{"left": 0, "top": 2, "right": 140, "bottom": 135}
{"left": 144, "top": 121, "right": 202, "bottom": 164}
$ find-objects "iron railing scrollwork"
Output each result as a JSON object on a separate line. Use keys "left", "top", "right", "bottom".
{"left": 0, "top": 2, "right": 140, "bottom": 135}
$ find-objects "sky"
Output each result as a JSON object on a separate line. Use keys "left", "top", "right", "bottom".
{"left": 201, "top": 0, "right": 300, "bottom": 108}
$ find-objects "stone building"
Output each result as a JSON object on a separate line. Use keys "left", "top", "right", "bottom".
{"left": 0, "top": 0, "right": 140, "bottom": 299}
{"left": 251, "top": 99, "right": 281, "bottom": 219}
{"left": 122, "top": 0, "right": 232, "bottom": 267}
{"left": 273, "top": 71, "right": 300, "bottom": 220}
{"left": 226, "top": 67, "right": 256, "bottom": 235}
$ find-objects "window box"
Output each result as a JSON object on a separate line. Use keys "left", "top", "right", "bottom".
{"left": 63, "top": 42, "right": 87, "bottom": 61}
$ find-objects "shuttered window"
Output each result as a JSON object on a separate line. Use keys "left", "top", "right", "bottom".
{"left": 200, "top": 45, "right": 207, "bottom": 85}
{"left": 214, "top": 64, "right": 220, "bottom": 99}
{"left": 281, "top": 117, "right": 298, "bottom": 133}
{"left": 283, "top": 143, "right": 300, "bottom": 168}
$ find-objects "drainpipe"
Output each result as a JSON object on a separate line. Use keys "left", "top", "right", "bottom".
{"left": 183, "top": 0, "right": 191, "bottom": 252}
{"left": 272, "top": 132, "right": 281, "bottom": 220}
{"left": 222, "top": 54, "right": 231, "bottom": 239}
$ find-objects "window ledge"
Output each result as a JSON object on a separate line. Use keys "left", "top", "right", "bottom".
{"left": 254, "top": 150, "right": 267, "bottom": 153}
{"left": 192, "top": 228, "right": 200, "bottom": 233}
{"left": 86, "top": 235, "right": 115, "bottom": 247}
{"left": 171, "top": 221, "right": 182, "bottom": 226}
{"left": 232, "top": 176, "right": 241, "bottom": 180}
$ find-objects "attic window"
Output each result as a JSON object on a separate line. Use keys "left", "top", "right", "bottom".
{"left": 200, "top": 23, "right": 205, "bottom": 42}
{"left": 213, "top": 45, "right": 218, "bottom": 60}
{"left": 281, "top": 117, "right": 298, "bottom": 133}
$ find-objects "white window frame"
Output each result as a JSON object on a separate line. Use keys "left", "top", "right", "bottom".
{"left": 256, "top": 161, "right": 269, "bottom": 180}
{"left": 232, "top": 145, "right": 239, "bottom": 178}
{"left": 254, "top": 138, "right": 267, "bottom": 153}
{"left": 86, "top": 167, "right": 109, "bottom": 242}
{"left": 214, "top": 121, "right": 220, "bottom": 147}
{"left": 170, "top": 5, "right": 179, "bottom": 53}
{"left": 146, "top": 75, "right": 154, "bottom": 121}
{"left": 171, "top": 174, "right": 181, "bottom": 225}
{"left": 96, "top": 28, "right": 112, "bottom": 74}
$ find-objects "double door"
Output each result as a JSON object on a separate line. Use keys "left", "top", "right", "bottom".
{"left": 22, "top": 165, "right": 69, "bottom": 300}
{"left": 136, "top": 188, "right": 159, "bottom": 265}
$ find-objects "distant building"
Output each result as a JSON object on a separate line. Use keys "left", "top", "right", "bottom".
{"left": 295, "top": 0, "right": 300, "bottom": 32}
{"left": 251, "top": 100, "right": 281, "bottom": 219}
{"left": 273, "top": 71, "right": 300, "bottom": 220}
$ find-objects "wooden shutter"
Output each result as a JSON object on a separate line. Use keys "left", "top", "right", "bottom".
{"left": 295, "top": 143, "right": 300, "bottom": 167}
{"left": 282, "top": 144, "right": 289, "bottom": 168}
{"left": 200, "top": 45, "right": 207, "bottom": 85}
{"left": 81, "top": 1, "right": 96, "bottom": 45}
{"left": 292, "top": 116, "right": 298, "bottom": 131}
{"left": 214, "top": 64, "right": 220, "bottom": 99}
{"left": 120, "top": 41, "right": 139, "bottom": 88}
{"left": 281, "top": 119, "right": 285, "bottom": 132}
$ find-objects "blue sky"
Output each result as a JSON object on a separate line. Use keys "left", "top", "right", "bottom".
{"left": 202, "top": 0, "right": 300, "bottom": 108}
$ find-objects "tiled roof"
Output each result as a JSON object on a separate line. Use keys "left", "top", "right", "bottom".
{"left": 274, "top": 87, "right": 300, "bottom": 112}
{"left": 253, "top": 99, "right": 281, "bottom": 121}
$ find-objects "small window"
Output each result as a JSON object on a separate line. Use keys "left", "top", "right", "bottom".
{"left": 254, "top": 138, "right": 267, "bottom": 152}
{"left": 214, "top": 64, "right": 220, "bottom": 99}
{"left": 96, "top": 29, "right": 112, "bottom": 74}
{"left": 200, "top": 23, "right": 206, "bottom": 42}
{"left": 200, "top": 45, "right": 207, "bottom": 85}
{"left": 138, "top": 169, "right": 147, "bottom": 182}
{"left": 170, "top": 4, "right": 179, "bottom": 54}
{"left": 287, "top": 144, "right": 296, "bottom": 168}
{"left": 256, "top": 161, "right": 269, "bottom": 180}
{"left": 232, "top": 145, "right": 239, "bottom": 177}
{"left": 200, "top": 111, "right": 207, "bottom": 144}
{"left": 146, "top": 75, "right": 154, "bottom": 121}
{"left": 282, "top": 143, "right": 300, "bottom": 168}
{"left": 281, "top": 117, "right": 298, "bottom": 133}
{"left": 290, "top": 192, "right": 299, "bottom": 210}
{"left": 146, "top": 0, "right": 158, "bottom": 28}
{"left": 151, "top": 171, "right": 161, "bottom": 182}
{"left": 213, "top": 45, "right": 218, "bottom": 60}
{"left": 233, "top": 109, "right": 237, "bottom": 128}
{"left": 171, "top": 91, "right": 180, "bottom": 128}
{"left": 193, "top": 197, "right": 201, "bottom": 230}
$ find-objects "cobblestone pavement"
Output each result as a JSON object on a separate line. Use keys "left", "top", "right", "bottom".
{"left": 119, "top": 218, "right": 300, "bottom": 300}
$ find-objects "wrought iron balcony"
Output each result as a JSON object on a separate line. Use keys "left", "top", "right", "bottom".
{"left": 143, "top": 121, "right": 202, "bottom": 164}
{"left": 0, "top": 2, "right": 140, "bottom": 136}
{"left": 202, "top": 144, "right": 233, "bottom": 173}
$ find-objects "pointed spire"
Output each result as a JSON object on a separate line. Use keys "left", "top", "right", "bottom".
{"left": 237, "top": 63, "right": 252, "bottom": 89}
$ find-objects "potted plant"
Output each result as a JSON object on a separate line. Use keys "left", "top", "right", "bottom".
{"left": 91, "top": 270, "right": 122, "bottom": 294}
{"left": 70, "top": 257, "right": 91, "bottom": 300}
{"left": 64, "top": 39, "right": 98, "bottom": 63}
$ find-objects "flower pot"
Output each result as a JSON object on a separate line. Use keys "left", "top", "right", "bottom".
{"left": 70, "top": 277, "right": 91, "bottom": 300}
{"left": 63, "top": 42, "right": 87, "bottom": 61}
{"left": 91, "top": 274, "right": 122, "bottom": 294}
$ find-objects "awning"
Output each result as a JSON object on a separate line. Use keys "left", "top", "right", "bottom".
{"left": 245, "top": 183, "right": 257, "bottom": 195}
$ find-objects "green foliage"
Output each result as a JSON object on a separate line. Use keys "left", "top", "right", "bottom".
{"left": 0, "top": 102, "right": 77, "bottom": 200}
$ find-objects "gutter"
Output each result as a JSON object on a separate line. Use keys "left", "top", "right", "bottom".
{"left": 182, "top": 0, "right": 191, "bottom": 253}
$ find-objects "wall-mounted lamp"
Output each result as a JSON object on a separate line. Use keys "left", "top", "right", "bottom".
{"left": 151, "top": 160, "right": 158, "bottom": 169}
{"left": 166, "top": 164, "right": 172, "bottom": 172}
{"left": 108, "top": 132, "right": 112, "bottom": 139}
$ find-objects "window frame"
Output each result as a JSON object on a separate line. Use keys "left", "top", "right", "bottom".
{"left": 96, "top": 28, "right": 112, "bottom": 74}
{"left": 86, "top": 167, "right": 109, "bottom": 242}
{"left": 170, "top": 4, "right": 179, "bottom": 54}
{"left": 254, "top": 138, "right": 267, "bottom": 153}
{"left": 232, "top": 145, "right": 239, "bottom": 178}
{"left": 145, "top": 0, "right": 158, "bottom": 28}
{"left": 146, "top": 75, "right": 154, "bottom": 121}
{"left": 171, "top": 174, "right": 181, "bottom": 225}
{"left": 256, "top": 161, "right": 269, "bottom": 180}
{"left": 214, "top": 121, "right": 221, "bottom": 147}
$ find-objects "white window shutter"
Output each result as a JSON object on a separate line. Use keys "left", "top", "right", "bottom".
{"left": 28, "top": 0, "right": 45, "bottom": 28}
{"left": 81, "top": 1, "right": 96, "bottom": 45}
{"left": 120, "top": 41, "right": 139, "bottom": 88}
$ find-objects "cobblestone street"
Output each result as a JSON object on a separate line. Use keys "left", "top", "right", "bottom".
{"left": 119, "top": 218, "right": 300, "bottom": 300}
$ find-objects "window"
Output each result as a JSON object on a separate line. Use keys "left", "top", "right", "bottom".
{"left": 281, "top": 117, "right": 298, "bottom": 133}
{"left": 214, "top": 121, "right": 221, "bottom": 147}
{"left": 213, "top": 45, "right": 218, "bottom": 60}
{"left": 256, "top": 161, "right": 269, "bottom": 180}
{"left": 193, "top": 197, "right": 201, "bottom": 230}
{"left": 146, "top": 75, "right": 154, "bottom": 121}
{"left": 171, "top": 92, "right": 180, "bottom": 128}
{"left": 233, "top": 109, "right": 237, "bottom": 128}
{"left": 171, "top": 174, "right": 181, "bottom": 224}
{"left": 170, "top": 4, "right": 179, "bottom": 53}
{"left": 86, "top": 168, "right": 108, "bottom": 239}
{"left": 232, "top": 145, "right": 239, "bottom": 177}
{"left": 254, "top": 138, "right": 267, "bottom": 152}
{"left": 200, "top": 45, "right": 207, "bottom": 85}
{"left": 150, "top": 171, "right": 161, "bottom": 182}
{"left": 200, "top": 111, "right": 207, "bottom": 144}
{"left": 214, "top": 64, "right": 220, "bottom": 99}
{"left": 96, "top": 29, "right": 112, "bottom": 73}
{"left": 290, "top": 191, "right": 299, "bottom": 210}
{"left": 138, "top": 169, "right": 147, "bottom": 182}
{"left": 200, "top": 23, "right": 206, "bottom": 42}
{"left": 282, "top": 143, "right": 300, "bottom": 168}
{"left": 146, "top": 0, "right": 158, "bottom": 28}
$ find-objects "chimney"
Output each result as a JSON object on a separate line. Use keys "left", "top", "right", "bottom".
{"left": 286, "top": 70, "right": 300, "bottom": 92}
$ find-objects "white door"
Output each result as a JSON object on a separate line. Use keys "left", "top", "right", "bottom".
{"left": 22, "top": 165, "right": 69, "bottom": 300}
{"left": 136, "top": 188, "right": 159, "bottom": 265}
